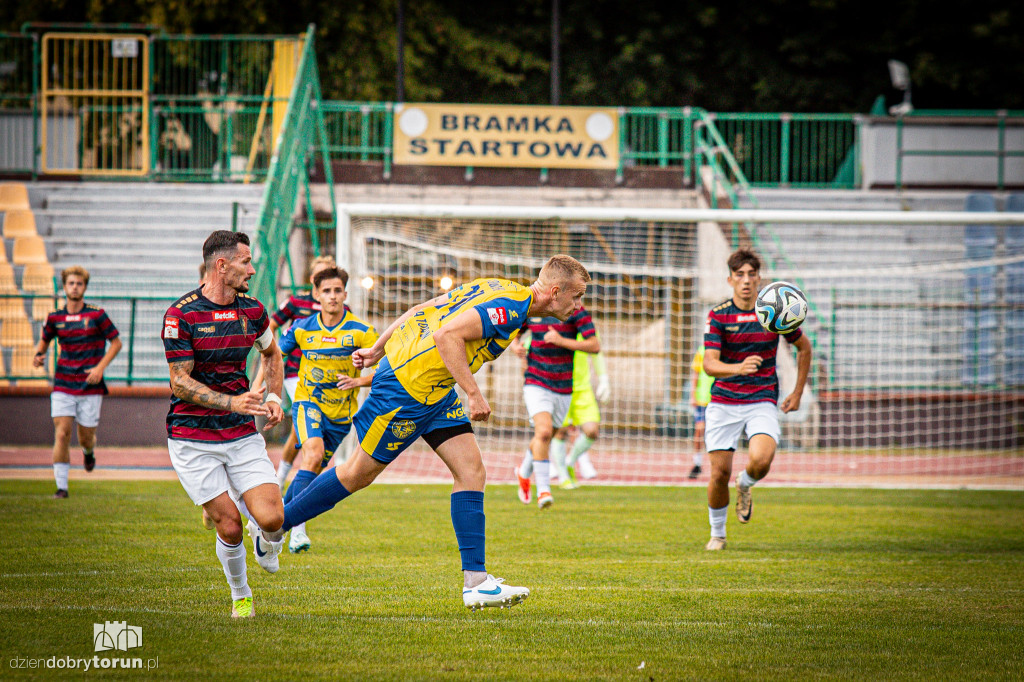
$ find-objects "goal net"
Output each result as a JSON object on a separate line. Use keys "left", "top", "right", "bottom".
{"left": 336, "top": 204, "right": 1024, "bottom": 489}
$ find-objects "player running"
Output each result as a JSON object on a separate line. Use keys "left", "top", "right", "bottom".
{"left": 511, "top": 305, "right": 599, "bottom": 508}
{"left": 702, "top": 248, "right": 812, "bottom": 550}
{"left": 162, "top": 231, "right": 287, "bottom": 618}
{"left": 549, "top": 333, "right": 610, "bottom": 489}
{"left": 33, "top": 266, "right": 122, "bottom": 498}
{"left": 278, "top": 266, "right": 377, "bottom": 553}
{"left": 255, "top": 255, "right": 590, "bottom": 610}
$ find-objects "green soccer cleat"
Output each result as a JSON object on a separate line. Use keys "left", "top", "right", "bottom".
{"left": 231, "top": 596, "right": 254, "bottom": 618}
{"left": 559, "top": 465, "right": 579, "bottom": 489}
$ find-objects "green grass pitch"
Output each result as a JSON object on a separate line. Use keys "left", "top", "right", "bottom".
{"left": 1, "top": 480, "right": 1022, "bottom": 680}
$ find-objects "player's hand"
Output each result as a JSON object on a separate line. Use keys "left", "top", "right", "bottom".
{"left": 263, "top": 400, "right": 284, "bottom": 429}
{"left": 737, "top": 356, "right": 763, "bottom": 376}
{"left": 780, "top": 392, "right": 802, "bottom": 413}
{"left": 336, "top": 376, "right": 360, "bottom": 390}
{"left": 353, "top": 345, "right": 385, "bottom": 369}
{"left": 231, "top": 387, "right": 270, "bottom": 416}
{"left": 32, "top": 353, "right": 45, "bottom": 368}
{"left": 542, "top": 330, "right": 564, "bottom": 346}
{"left": 85, "top": 367, "right": 104, "bottom": 384}
{"left": 512, "top": 341, "right": 527, "bottom": 359}
{"left": 465, "top": 392, "right": 491, "bottom": 422}
{"left": 595, "top": 374, "right": 611, "bottom": 403}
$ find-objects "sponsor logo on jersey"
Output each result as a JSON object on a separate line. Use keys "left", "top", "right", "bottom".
{"left": 322, "top": 336, "right": 337, "bottom": 344}
{"left": 197, "top": 325, "right": 216, "bottom": 333}
{"left": 164, "top": 316, "right": 179, "bottom": 338}
{"left": 736, "top": 314, "right": 757, "bottom": 323}
{"left": 66, "top": 315, "right": 81, "bottom": 322}
{"left": 726, "top": 326, "right": 739, "bottom": 332}
{"left": 214, "top": 311, "right": 238, "bottom": 321}
{"left": 164, "top": 317, "right": 178, "bottom": 328}
{"left": 447, "top": 407, "right": 466, "bottom": 419}
{"left": 342, "top": 335, "right": 355, "bottom": 347}
{"left": 385, "top": 442, "right": 403, "bottom": 451}
{"left": 391, "top": 419, "right": 416, "bottom": 439}
{"left": 487, "top": 307, "right": 508, "bottom": 325}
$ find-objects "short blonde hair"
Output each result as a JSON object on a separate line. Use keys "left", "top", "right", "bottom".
{"left": 308, "top": 255, "right": 336, "bottom": 279}
{"left": 61, "top": 265, "right": 90, "bottom": 286}
{"left": 539, "top": 254, "right": 590, "bottom": 285}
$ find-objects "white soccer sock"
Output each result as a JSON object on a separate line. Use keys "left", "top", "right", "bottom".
{"left": 738, "top": 470, "right": 759, "bottom": 489}
{"left": 293, "top": 521, "right": 306, "bottom": 535}
{"left": 550, "top": 438, "right": 568, "bottom": 480}
{"left": 567, "top": 435, "right": 594, "bottom": 465}
{"left": 276, "top": 461, "right": 292, "bottom": 486}
{"left": 519, "top": 449, "right": 534, "bottom": 478}
{"left": 709, "top": 505, "right": 728, "bottom": 538}
{"left": 216, "top": 535, "right": 252, "bottom": 601}
{"left": 534, "top": 460, "right": 551, "bottom": 495}
{"left": 53, "top": 462, "right": 69, "bottom": 491}
{"left": 576, "top": 452, "right": 597, "bottom": 478}
{"left": 693, "top": 452, "right": 703, "bottom": 466}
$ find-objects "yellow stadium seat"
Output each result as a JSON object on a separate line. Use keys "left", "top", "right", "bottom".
{"left": 12, "top": 235, "right": 48, "bottom": 265}
{"left": 3, "top": 209, "right": 37, "bottom": 238}
{"left": 32, "top": 296, "right": 57, "bottom": 321}
{"left": 0, "top": 183, "right": 30, "bottom": 211}
{"left": 21, "top": 262, "right": 56, "bottom": 295}
{"left": 0, "top": 316, "right": 34, "bottom": 345}
{"left": 0, "top": 263, "right": 17, "bottom": 293}
{"left": 0, "top": 296, "right": 27, "bottom": 321}
{"left": 10, "top": 346, "right": 49, "bottom": 381}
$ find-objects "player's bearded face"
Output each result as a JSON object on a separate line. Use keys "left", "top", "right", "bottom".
{"left": 224, "top": 245, "right": 255, "bottom": 293}
{"left": 63, "top": 276, "right": 86, "bottom": 301}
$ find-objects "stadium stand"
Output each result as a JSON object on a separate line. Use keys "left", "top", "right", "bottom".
{"left": 11, "top": 235, "right": 49, "bottom": 265}
{"left": 0, "top": 183, "right": 30, "bottom": 211}
{"left": 2, "top": 210, "right": 37, "bottom": 239}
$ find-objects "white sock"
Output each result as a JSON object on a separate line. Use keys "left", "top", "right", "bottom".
{"left": 568, "top": 436, "right": 594, "bottom": 465}
{"left": 216, "top": 535, "right": 252, "bottom": 600}
{"left": 576, "top": 452, "right": 597, "bottom": 478}
{"left": 235, "top": 497, "right": 257, "bottom": 526}
{"left": 709, "top": 505, "right": 728, "bottom": 538}
{"left": 534, "top": 460, "right": 551, "bottom": 495}
{"left": 519, "top": 449, "right": 534, "bottom": 478}
{"left": 293, "top": 521, "right": 306, "bottom": 536}
{"left": 738, "top": 470, "right": 759, "bottom": 489}
{"left": 53, "top": 462, "right": 69, "bottom": 491}
{"left": 550, "top": 439, "right": 568, "bottom": 480}
{"left": 276, "top": 461, "right": 292, "bottom": 486}
{"left": 693, "top": 453, "right": 703, "bottom": 466}
{"left": 464, "top": 570, "right": 488, "bottom": 589}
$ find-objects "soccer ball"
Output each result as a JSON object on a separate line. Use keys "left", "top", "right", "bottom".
{"left": 755, "top": 281, "right": 808, "bottom": 334}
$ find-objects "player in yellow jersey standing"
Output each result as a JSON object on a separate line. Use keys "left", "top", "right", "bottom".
{"left": 254, "top": 255, "right": 590, "bottom": 610}
{"left": 277, "top": 266, "right": 377, "bottom": 553}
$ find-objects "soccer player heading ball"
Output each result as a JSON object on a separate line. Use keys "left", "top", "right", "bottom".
{"left": 701, "top": 249, "right": 812, "bottom": 550}
{"left": 257, "top": 255, "right": 591, "bottom": 610}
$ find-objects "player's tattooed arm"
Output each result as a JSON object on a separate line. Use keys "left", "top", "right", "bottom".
{"left": 168, "top": 359, "right": 234, "bottom": 412}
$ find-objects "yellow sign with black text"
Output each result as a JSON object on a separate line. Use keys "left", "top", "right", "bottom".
{"left": 393, "top": 103, "right": 619, "bottom": 169}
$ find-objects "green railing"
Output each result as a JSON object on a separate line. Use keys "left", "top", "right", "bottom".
{"left": 0, "top": 33, "right": 39, "bottom": 178}
{"left": 894, "top": 109, "right": 1024, "bottom": 191}
{"left": 1, "top": 289, "right": 177, "bottom": 385}
{"left": 249, "top": 24, "right": 336, "bottom": 310}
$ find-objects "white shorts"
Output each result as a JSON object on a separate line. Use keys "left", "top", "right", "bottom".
{"left": 50, "top": 392, "right": 102, "bottom": 428}
{"left": 167, "top": 433, "right": 278, "bottom": 506}
{"left": 705, "top": 402, "right": 780, "bottom": 452}
{"left": 523, "top": 384, "right": 572, "bottom": 429}
{"left": 283, "top": 376, "right": 299, "bottom": 402}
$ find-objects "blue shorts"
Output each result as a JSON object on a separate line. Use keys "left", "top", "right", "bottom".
{"left": 693, "top": 405, "right": 707, "bottom": 423}
{"left": 352, "top": 357, "right": 470, "bottom": 464}
{"left": 292, "top": 401, "right": 352, "bottom": 468}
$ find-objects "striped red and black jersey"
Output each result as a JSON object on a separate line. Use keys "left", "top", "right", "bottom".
{"left": 704, "top": 298, "right": 803, "bottom": 405}
{"left": 162, "top": 288, "right": 270, "bottom": 443}
{"left": 270, "top": 293, "right": 321, "bottom": 379}
{"left": 41, "top": 304, "right": 119, "bottom": 396}
{"left": 522, "top": 307, "right": 596, "bottom": 394}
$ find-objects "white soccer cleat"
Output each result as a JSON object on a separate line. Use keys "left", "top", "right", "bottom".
{"left": 537, "top": 491, "right": 554, "bottom": 510}
{"left": 288, "top": 527, "right": 311, "bottom": 554}
{"left": 247, "top": 520, "right": 284, "bottom": 573}
{"left": 705, "top": 536, "right": 727, "bottom": 551}
{"left": 463, "top": 575, "right": 529, "bottom": 611}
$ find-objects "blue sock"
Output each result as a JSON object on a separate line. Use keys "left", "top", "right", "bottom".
{"left": 283, "top": 470, "right": 350, "bottom": 532}
{"left": 451, "top": 491, "right": 486, "bottom": 572}
{"left": 283, "top": 469, "right": 317, "bottom": 504}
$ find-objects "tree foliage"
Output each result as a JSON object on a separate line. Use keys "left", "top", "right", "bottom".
{"left": 2, "top": 0, "right": 1021, "bottom": 111}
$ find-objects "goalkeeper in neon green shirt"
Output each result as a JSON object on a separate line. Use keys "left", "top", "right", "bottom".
{"left": 550, "top": 333, "right": 610, "bottom": 488}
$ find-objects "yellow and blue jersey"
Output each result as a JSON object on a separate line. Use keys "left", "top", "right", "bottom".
{"left": 279, "top": 310, "right": 378, "bottom": 422}
{"left": 384, "top": 278, "right": 532, "bottom": 405}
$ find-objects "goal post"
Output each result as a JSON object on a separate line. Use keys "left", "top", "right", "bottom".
{"left": 336, "top": 203, "right": 1024, "bottom": 489}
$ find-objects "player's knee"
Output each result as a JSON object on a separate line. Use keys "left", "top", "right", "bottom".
{"left": 217, "top": 518, "right": 244, "bottom": 544}
{"left": 533, "top": 427, "right": 554, "bottom": 443}
{"left": 258, "top": 506, "right": 284, "bottom": 533}
{"left": 582, "top": 423, "right": 599, "bottom": 440}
